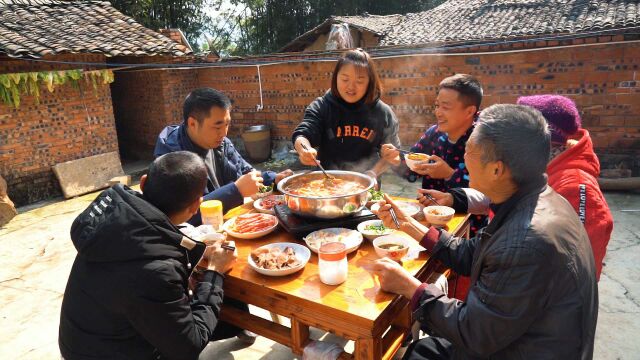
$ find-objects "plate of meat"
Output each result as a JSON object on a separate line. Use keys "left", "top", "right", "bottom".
{"left": 253, "top": 195, "right": 286, "bottom": 215}
{"left": 222, "top": 213, "right": 279, "bottom": 239}
{"left": 248, "top": 242, "right": 310, "bottom": 276}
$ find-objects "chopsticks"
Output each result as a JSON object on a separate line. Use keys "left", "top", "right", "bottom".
{"left": 423, "top": 193, "right": 440, "bottom": 206}
{"left": 221, "top": 244, "right": 236, "bottom": 252}
{"left": 300, "top": 143, "right": 335, "bottom": 180}
{"left": 389, "top": 208, "right": 401, "bottom": 229}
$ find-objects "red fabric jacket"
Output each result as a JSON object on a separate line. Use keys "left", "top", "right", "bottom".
{"left": 546, "top": 129, "right": 613, "bottom": 280}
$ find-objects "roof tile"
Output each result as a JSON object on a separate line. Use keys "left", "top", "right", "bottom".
{"left": 0, "top": 0, "right": 191, "bottom": 58}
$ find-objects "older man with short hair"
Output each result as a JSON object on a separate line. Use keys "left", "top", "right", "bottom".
{"left": 371, "top": 104, "right": 598, "bottom": 359}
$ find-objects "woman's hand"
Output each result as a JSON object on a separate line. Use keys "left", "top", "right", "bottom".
{"left": 294, "top": 137, "right": 319, "bottom": 166}
{"left": 380, "top": 144, "right": 401, "bottom": 166}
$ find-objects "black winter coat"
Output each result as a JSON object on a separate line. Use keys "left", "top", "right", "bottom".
{"left": 59, "top": 185, "right": 224, "bottom": 360}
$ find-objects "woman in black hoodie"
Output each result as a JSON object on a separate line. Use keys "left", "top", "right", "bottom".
{"left": 292, "top": 49, "right": 400, "bottom": 176}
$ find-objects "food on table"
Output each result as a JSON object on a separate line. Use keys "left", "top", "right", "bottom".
{"left": 368, "top": 188, "right": 385, "bottom": 201}
{"left": 373, "top": 235, "right": 410, "bottom": 261}
{"left": 259, "top": 195, "right": 285, "bottom": 210}
{"left": 251, "top": 246, "right": 301, "bottom": 270}
{"left": 407, "top": 153, "right": 429, "bottom": 161}
{"left": 258, "top": 184, "right": 273, "bottom": 193}
{"left": 304, "top": 228, "right": 362, "bottom": 252}
{"left": 423, "top": 205, "right": 455, "bottom": 226}
{"left": 396, "top": 201, "right": 421, "bottom": 217}
{"left": 228, "top": 213, "right": 277, "bottom": 233}
{"left": 377, "top": 242, "right": 406, "bottom": 250}
{"left": 426, "top": 208, "right": 444, "bottom": 216}
{"left": 285, "top": 178, "right": 367, "bottom": 197}
{"left": 364, "top": 223, "right": 390, "bottom": 235}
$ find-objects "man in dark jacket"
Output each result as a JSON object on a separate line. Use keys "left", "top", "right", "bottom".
{"left": 371, "top": 104, "right": 598, "bottom": 359}
{"left": 155, "top": 88, "right": 292, "bottom": 224}
{"left": 59, "top": 151, "right": 237, "bottom": 360}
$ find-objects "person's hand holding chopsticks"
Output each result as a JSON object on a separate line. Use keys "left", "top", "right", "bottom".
{"left": 199, "top": 239, "right": 237, "bottom": 274}
{"left": 372, "top": 194, "right": 430, "bottom": 242}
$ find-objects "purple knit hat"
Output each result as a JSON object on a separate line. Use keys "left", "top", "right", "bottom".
{"left": 516, "top": 95, "right": 581, "bottom": 144}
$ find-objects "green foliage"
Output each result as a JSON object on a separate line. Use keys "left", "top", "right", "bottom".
{"left": 109, "top": 0, "right": 446, "bottom": 56}
{"left": 230, "top": 0, "right": 447, "bottom": 55}
{"left": 0, "top": 70, "right": 114, "bottom": 108}
{"left": 109, "top": 0, "right": 218, "bottom": 51}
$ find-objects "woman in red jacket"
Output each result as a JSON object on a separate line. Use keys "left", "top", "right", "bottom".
{"left": 517, "top": 95, "right": 613, "bottom": 279}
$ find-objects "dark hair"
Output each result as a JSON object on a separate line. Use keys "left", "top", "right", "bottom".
{"left": 183, "top": 88, "right": 232, "bottom": 124}
{"left": 439, "top": 74, "right": 483, "bottom": 111}
{"left": 143, "top": 151, "right": 207, "bottom": 216}
{"left": 330, "top": 49, "right": 382, "bottom": 105}
{"left": 471, "top": 104, "right": 550, "bottom": 187}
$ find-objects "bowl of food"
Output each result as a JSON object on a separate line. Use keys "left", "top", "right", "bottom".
{"left": 404, "top": 152, "right": 430, "bottom": 172}
{"left": 222, "top": 213, "right": 279, "bottom": 239}
{"left": 303, "top": 227, "right": 363, "bottom": 254}
{"left": 372, "top": 235, "right": 410, "bottom": 261}
{"left": 357, "top": 220, "right": 394, "bottom": 241}
{"left": 277, "top": 170, "right": 374, "bottom": 219}
{"left": 423, "top": 205, "right": 455, "bottom": 226}
{"left": 370, "top": 200, "right": 422, "bottom": 219}
{"left": 248, "top": 242, "right": 310, "bottom": 276}
{"left": 253, "top": 195, "right": 285, "bottom": 215}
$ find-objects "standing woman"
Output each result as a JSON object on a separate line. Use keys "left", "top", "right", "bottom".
{"left": 292, "top": 49, "right": 400, "bottom": 177}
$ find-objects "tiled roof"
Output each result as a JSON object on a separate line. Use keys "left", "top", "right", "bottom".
{"left": 382, "top": 0, "right": 640, "bottom": 46}
{"left": 0, "top": 0, "right": 192, "bottom": 58}
{"left": 332, "top": 14, "right": 404, "bottom": 35}
{"left": 279, "top": 14, "right": 403, "bottom": 52}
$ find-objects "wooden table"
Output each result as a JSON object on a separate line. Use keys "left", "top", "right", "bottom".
{"left": 220, "top": 201, "right": 470, "bottom": 360}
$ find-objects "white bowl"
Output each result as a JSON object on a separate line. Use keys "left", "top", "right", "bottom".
{"left": 404, "top": 153, "right": 430, "bottom": 172}
{"left": 248, "top": 242, "right": 310, "bottom": 276}
{"left": 372, "top": 235, "right": 411, "bottom": 261}
{"left": 357, "top": 220, "right": 394, "bottom": 241}
{"left": 423, "top": 205, "right": 455, "bottom": 226}
{"left": 371, "top": 201, "right": 422, "bottom": 219}
{"left": 253, "top": 195, "right": 285, "bottom": 215}
{"left": 303, "top": 228, "right": 363, "bottom": 254}
{"left": 222, "top": 213, "right": 279, "bottom": 239}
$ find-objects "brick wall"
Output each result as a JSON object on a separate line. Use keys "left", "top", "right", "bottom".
{"left": 204, "top": 40, "right": 640, "bottom": 171}
{"left": 114, "top": 39, "right": 640, "bottom": 172}
{"left": 112, "top": 68, "right": 197, "bottom": 159}
{"left": 0, "top": 54, "right": 119, "bottom": 206}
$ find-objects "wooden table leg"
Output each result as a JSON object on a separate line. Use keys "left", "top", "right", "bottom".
{"left": 291, "top": 318, "right": 310, "bottom": 355}
{"left": 355, "top": 337, "right": 382, "bottom": 360}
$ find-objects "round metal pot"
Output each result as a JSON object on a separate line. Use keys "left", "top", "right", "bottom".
{"left": 277, "top": 170, "right": 374, "bottom": 219}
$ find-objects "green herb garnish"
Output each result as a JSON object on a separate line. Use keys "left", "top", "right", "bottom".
{"left": 365, "top": 223, "right": 390, "bottom": 235}
{"left": 368, "top": 188, "right": 384, "bottom": 201}
{"left": 259, "top": 184, "right": 273, "bottom": 193}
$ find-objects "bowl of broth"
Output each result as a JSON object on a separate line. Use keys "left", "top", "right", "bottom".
{"left": 372, "top": 235, "right": 410, "bottom": 261}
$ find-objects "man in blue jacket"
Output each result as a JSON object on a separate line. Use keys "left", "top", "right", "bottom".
{"left": 155, "top": 88, "right": 292, "bottom": 224}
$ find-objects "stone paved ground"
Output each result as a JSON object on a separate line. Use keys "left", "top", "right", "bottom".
{"left": 0, "top": 171, "right": 638, "bottom": 359}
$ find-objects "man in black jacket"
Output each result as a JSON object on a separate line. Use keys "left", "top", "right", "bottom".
{"left": 371, "top": 104, "right": 598, "bottom": 359}
{"left": 59, "top": 151, "right": 237, "bottom": 360}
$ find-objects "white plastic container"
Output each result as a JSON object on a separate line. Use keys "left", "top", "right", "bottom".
{"left": 318, "top": 242, "right": 348, "bottom": 286}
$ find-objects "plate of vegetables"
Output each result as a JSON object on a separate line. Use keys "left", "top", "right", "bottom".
{"left": 357, "top": 220, "right": 395, "bottom": 241}
{"left": 222, "top": 213, "right": 279, "bottom": 239}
